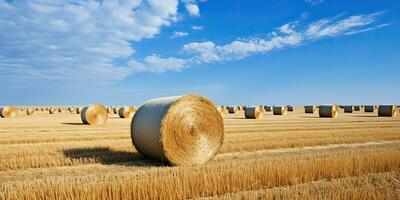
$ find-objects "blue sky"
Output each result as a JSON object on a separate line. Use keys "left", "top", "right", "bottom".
{"left": 0, "top": 0, "right": 399, "bottom": 106}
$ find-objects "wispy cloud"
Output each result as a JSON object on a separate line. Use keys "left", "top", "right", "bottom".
{"left": 171, "top": 31, "right": 189, "bottom": 38}
{"left": 305, "top": 0, "right": 325, "bottom": 6}
{"left": 192, "top": 25, "right": 203, "bottom": 30}
{"left": 182, "top": 12, "right": 388, "bottom": 64}
{"left": 183, "top": 0, "right": 200, "bottom": 17}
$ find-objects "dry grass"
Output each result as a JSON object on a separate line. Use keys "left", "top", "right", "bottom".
{"left": 0, "top": 108, "right": 399, "bottom": 199}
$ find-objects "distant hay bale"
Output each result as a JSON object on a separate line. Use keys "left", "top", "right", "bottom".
{"left": 344, "top": 105, "right": 353, "bottom": 113}
{"left": 26, "top": 108, "right": 35, "bottom": 115}
{"left": 81, "top": 104, "right": 108, "bottom": 125}
{"left": 113, "top": 107, "right": 119, "bottom": 114}
{"left": 287, "top": 105, "right": 295, "bottom": 112}
{"left": 58, "top": 107, "right": 63, "bottom": 113}
{"left": 304, "top": 105, "right": 316, "bottom": 113}
{"left": 118, "top": 106, "right": 136, "bottom": 118}
{"left": 131, "top": 94, "right": 224, "bottom": 166}
{"left": 227, "top": 106, "right": 238, "bottom": 114}
{"left": 0, "top": 106, "right": 17, "bottom": 118}
{"left": 378, "top": 105, "right": 398, "bottom": 117}
{"left": 273, "top": 106, "right": 287, "bottom": 115}
{"left": 319, "top": 105, "right": 338, "bottom": 118}
{"left": 364, "top": 105, "right": 375, "bottom": 112}
{"left": 76, "top": 107, "right": 84, "bottom": 114}
{"left": 244, "top": 106, "right": 263, "bottom": 119}
{"left": 354, "top": 105, "right": 361, "bottom": 111}
{"left": 107, "top": 107, "right": 113, "bottom": 114}
{"left": 49, "top": 107, "right": 58, "bottom": 114}
{"left": 264, "top": 105, "right": 272, "bottom": 112}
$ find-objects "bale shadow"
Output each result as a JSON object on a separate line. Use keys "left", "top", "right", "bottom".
{"left": 63, "top": 147, "right": 165, "bottom": 167}
{"left": 62, "top": 123, "right": 84, "bottom": 126}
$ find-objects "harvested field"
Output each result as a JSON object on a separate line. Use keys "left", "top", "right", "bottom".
{"left": 0, "top": 107, "right": 399, "bottom": 199}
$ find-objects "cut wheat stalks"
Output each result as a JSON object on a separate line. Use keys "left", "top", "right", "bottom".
{"left": 319, "top": 105, "right": 339, "bottom": 118}
{"left": 131, "top": 94, "right": 224, "bottom": 166}
{"left": 244, "top": 106, "right": 263, "bottom": 119}
{"left": 81, "top": 104, "right": 108, "bottom": 126}
{"left": 378, "top": 105, "right": 398, "bottom": 117}
{"left": 0, "top": 106, "right": 17, "bottom": 118}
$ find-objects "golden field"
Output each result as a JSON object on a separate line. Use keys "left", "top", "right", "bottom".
{"left": 0, "top": 107, "right": 399, "bottom": 200}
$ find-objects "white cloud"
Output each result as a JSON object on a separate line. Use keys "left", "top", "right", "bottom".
{"left": 0, "top": 0, "right": 180, "bottom": 84}
{"left": 171, "top": 31, "right": 189, "bottom": 38}
{"left": 182, "top": 12, "right": 388, "bottom": 63}
{"left": 305, "top": 0, "right": 324, "bottom": 6}
{"left": 184, "top": 2, "right": 200, "bottom": 17}
{"left": 128, "top": 55, "right": 185, "bottom": 73}
{"left": 192, "top": 25, "right": 203, "bottom": 30}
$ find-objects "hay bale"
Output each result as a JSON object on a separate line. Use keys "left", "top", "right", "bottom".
{"left": 304, "top": 105, "right": 316, "bottom": 113}
{"left": 119, "top": 106, "right": 136, "bottom": 118}
{"left": 26, "top": 108, "right": 35, "bottom": 115}
{"left": 131, "top": 94, "right": 224, "bottom": 166}
{"left": 344, "top": 105, "right": 353, "bottom": 113}
{"left": 49, "top": 107, "right": 58, "bottom": 114}
{"left": 354, "top": 105, "right": 361, "bottom": 111}
{"left": 244, "top": 106, "right": 263, "bottom": 119}
{"left": 319, "top": 105, "right": 338, "bottom": 118}
{"left": 287, "top": 105, "right": 295, "bottom": 112}
{"left": 107, "top": 107, "right": 113, "bottom": 114}
{"left": 273, "top": 106, "right": 287, "bottom": 115}
{"left": 113, "top": 107, "right": 119, "bottom": 114}
{"left": 76, "top": 107, "right": 84, "bottom": 114}
{"left": 0, "top": 106, "right": 17, "bottom": 118}
{"left": 264, "top": 105, "right": 272, "bottom": 112}
{"left": 216, "top": 106, "right": 224, "bottom": 115}
{"left": 364, "top": 105, "right": 375, "bottom": 112}
{"left": 227, "top": 106, "right": 238, "bottom": 114}
{"left": 81, "top": 104, "right": 108, "bottom": 125}
{"left": 378, "top": 105, "right": 398, "bottom": 117}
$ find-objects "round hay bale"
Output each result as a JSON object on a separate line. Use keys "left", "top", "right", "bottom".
{"left": 378, "top": 105, "right": 398, "bottom": 117}
{"left": 287, "top": 105, "right": 295, "bottom": 112}
{"left": 354, "top": 105, "right": 361, "bottom": 111}
{"left": 107, "top": 107, "right": 113, "bottom": 114}
{"left": 113, "top": 107, "right": 120, "bottom": 114}
{"left": 227, "top": 106, "right": 238, "bottom": 114}
{"left": 273, "top": 106, "right": 287, "bottom": 115}
{"left": 364, "top": 105, "right": 375, "bottom": 112}
{"left": 131, "top": 94, "right": 224, "bottom": 166}
{"left": 244, "top": 106, "right": 263, "bottom": 119}
{"left": 264, "top": 105, "right": 272, "bottom": 112}
{"left": 49, "top": 107, "right": 58, "bottom": 114}
{"left": 319, "top": 105, "right": 338, "bottom": 118}
{"left": 119, "top": 106, "right": 135, "bottom": 118}
{"left": 344, "top": 105, "right": 354, "bottom": 113}
{"left": 0, "top": 106, "right": 17, "bottom": 118}
{"left": 304, "top": 105, "right": 316, "bottom": 113}
{"left": 26, "top": 108, "right": 35, "bottom": 115}
{"left": 215, "top": 106, "right": 224, "bottom": 115}
{"left": 81, "top": 104, "right": 108, "bottom": 125}
{"left": 76, "top": 107, "right": 84, "bottom": 114}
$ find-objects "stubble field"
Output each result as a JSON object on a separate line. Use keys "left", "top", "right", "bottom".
{"left": 0, "top": 107, "right": 399, "bottom": 199}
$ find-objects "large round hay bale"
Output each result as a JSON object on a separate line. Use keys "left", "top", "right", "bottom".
{"left": 304, "top": 105, "right": 316, "bottom": 113}
{"left": 364, "top": 105, "right": 375, "bottom": 112}
{"left": 344, "top": 105, "right": 353, "bottom": 113}
{"left": 319, "top": 105, "right": 338, "bottom": 118}
{"left": 273, "top": 106, "right": 287, "bottom": 115}
{"left": 0, "top": 106, "right": 17, "bottom": 118}
{"left": 26, "top": 108, "right": 35, "bottom": 115}
{"left": 287, "top": 105, "right": 295, "bottom": 112}
{"left": 378, "top": 105, "right": 398, "bottom": 117}
{"left": 264, "top": 105, "right": 272, "bottom": 112}
{"left": 354, "top": 105, "right": 361, "bottom": 111}
{"left": 227, "top": 106, "right": 238, "bottom": 114}
{"left": 49, "top": 107, "right": 58, "bottom": 114}
{"left": 244, "top": 106, "right": 263, "bottom": 119}
{"left": 81, "top": 104, "right": 108, "bottom": 125}
{"left": 118, "top": 106, "right": 135, "bottom": 118}
{"left": 131, "top": 94, "right": 224, "bottom": 166}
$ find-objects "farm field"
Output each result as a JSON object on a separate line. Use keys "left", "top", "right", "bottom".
{"left": 1, "top": 107, "right": 399, "bottom": 200}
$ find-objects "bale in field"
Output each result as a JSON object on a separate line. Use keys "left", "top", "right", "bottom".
{"left": 227, "top": 106, "right": 238, "bottom": 114}
{"left": 49, "top": 107, "right": 58, "bottom": 114}
{"left": 264, "top": 105, "right": 272, "bottom": 112}
{"left": 304, "top": 105, "right": 316, "bottom": 113}
{"left": 378, "top": 105, "right": 398, "bottom": 117}
{"left": 113, "top": 107, "right": 119, "bottom": 114}
{"left": 81, "top": 104, "right": 108, "bottom": 125}
{"left": 119, "top": 106, "right": 136, "bottom": 118}
{"left": 76, "top": 107, "right": 84, "bottom": 114}
{"left": 26, "top": 108, "right": 35, "bottom": 115}
{"left": 131, "top": 94, "right": 224, "bottom": 166}
{"left": 364, "top": 105, "right": 375, "bottom": 112}
{"left": 287, "top": 105, "right": 295, "bottom": 112}
{"left": 107, "top": 107, "right": 113, "bottom": 114}
{"left": 273, "top": 106, "right": 287, "bottom": 115}
{"left": 244, "top": 106, "right": 263, "bottom": 119}
{"left": 319, "top": 105, "right": 338, "bottom": 118}
{"left": 344, "top": 105, "right": 353, "bottom": 113}
{"left": 354, "top": 105, "right": 361, "bottom": 111}
{"left": 0, "top": 106, "right": 17, "bottom": 118}
{"left": 216, "top": 106, "right": 224, "bottom": 115}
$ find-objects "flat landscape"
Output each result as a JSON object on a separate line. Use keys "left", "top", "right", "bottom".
{"left": 1, "top": 107, "right": 399, "bottom": 199}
